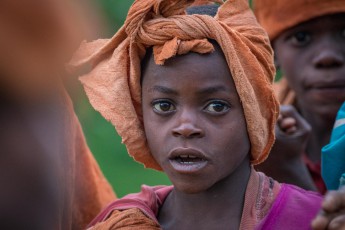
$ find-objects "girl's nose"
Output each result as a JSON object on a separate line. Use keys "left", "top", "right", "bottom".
{"left": 172, "top": 123, "right": 204, "bottom": 138}
{"left": 171, "top": 111, "right": 204, "bottom": 138}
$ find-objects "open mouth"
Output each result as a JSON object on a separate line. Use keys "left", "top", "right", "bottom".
{"left": 168, "top": 148, "right": 208, "bottom": 173}
{"left": 174, "top": 155, "right": 206, "bottom": 164}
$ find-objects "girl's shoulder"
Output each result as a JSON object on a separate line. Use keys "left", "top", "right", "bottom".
{"left": 87, "top": 185, "right": 173, "bottom": 230}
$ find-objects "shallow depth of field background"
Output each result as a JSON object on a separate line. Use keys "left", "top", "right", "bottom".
{"left": 75, "top": 0, "right": 256, "bottom": 198}
{"left": 75, "top": 0, "right": 170, "bottom": 198}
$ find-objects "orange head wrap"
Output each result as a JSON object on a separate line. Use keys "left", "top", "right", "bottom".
{"left": 253, "top": 0, "right": 345, "bottom": 41}
{"left": 70, "top": 0, "right": 279, "bottom": 170}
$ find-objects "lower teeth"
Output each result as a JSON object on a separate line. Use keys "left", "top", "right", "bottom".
{"left": 177, "top": 157, "right": 204, "bottom": 164}
{"left": 181, "top": 161, "right": 194, "bottom": 164}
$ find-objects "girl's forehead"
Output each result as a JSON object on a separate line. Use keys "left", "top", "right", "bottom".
{"left": 142, "top": 42, "right": 228, "bottom": 75}
{"left": 142, "top": 48, "right": 230, "bottom": 83}
{"left": 141, "top": 48, "right": 240, "bottom": 100}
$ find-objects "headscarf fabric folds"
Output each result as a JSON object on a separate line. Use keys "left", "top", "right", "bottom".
{"left": 253, "top": 0, "right": 345, "bottom": 41}
{"left": 70, "top": 0, "right": 279, "bottom": 170}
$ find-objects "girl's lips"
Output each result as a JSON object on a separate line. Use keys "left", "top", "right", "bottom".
{"left": 168, "top": 148, "right": 209, "bottom": 174}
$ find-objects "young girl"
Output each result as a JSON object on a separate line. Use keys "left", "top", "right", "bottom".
{"left": 70, "top": 0, "right": 323, "bottom": 229}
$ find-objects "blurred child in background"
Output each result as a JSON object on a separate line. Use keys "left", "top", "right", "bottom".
{"left": 254, "top": 0, "right": 345, "bottom": 194}
{"left": 0, "top": 0, "right": 115, "bottom": 229}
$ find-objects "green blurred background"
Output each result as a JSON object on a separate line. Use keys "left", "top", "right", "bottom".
{"left": 74, "top": 0, "right": 262, "bottom": 198}
{"left": 75, "top": 0, "right": 170, "bottom": 198}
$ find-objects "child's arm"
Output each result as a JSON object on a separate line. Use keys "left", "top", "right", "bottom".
{"left": 255, "top": 105, "right": 317, "bottom": 191}
{"left": 312, "top": 187, "right": 345, "bottom": 230}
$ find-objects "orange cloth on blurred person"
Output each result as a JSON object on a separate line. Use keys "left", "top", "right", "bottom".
{"left": 253, "top": 0, "right": 345, "bottom": 41}
{"left": 62, "top": 92, "right": 116, "bottom": 229}
{"left": 0, "top": 0, "right": 116, "bottom": 229}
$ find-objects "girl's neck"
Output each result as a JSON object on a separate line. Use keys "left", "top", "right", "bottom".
{"left": 158, "top": 157, "right": 251, "bottom": 230}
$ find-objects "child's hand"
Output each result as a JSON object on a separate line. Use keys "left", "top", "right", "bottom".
{"left": 271, "top": 105, "right": 312, "bottom": 160}
{"left": 276, "top": 105, "right": 311, "bottom": 146}
{"left": 256, "top": 105, "right": 316, "bottom": 191}
{"left": 312, "top": 187, "right": 345, "bottom": 230}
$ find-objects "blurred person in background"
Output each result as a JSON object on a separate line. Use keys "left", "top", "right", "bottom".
{"left": 253, "top": 0, "right": 345, "bottom": 194}
{"left": 0, "top": 0, "right": 115, "bottom": 229}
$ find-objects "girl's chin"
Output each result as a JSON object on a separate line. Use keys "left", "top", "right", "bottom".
{"left": 171, "top": 180, "right": 214, "bottom": 194}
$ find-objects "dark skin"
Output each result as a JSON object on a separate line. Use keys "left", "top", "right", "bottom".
{"left": 258, "top": 13, "right": 345, "bottom": 191}
{"left": 141, "top": 45, "right": 251, "bottom": 230}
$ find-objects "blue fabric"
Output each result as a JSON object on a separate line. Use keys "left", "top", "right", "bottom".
{"left": 322, "top": 102, "right": 345, "bottom": 190}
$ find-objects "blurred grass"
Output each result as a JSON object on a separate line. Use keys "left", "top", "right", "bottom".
{"left": 96, "top": 0, "right": 133, "bottom": 35}
{"left": 74, "top": 0, "right": 172, "bottom": 198}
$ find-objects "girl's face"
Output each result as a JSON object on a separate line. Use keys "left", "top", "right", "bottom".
{"left": 141, "top": 47, "right": 250, "bottom": 194}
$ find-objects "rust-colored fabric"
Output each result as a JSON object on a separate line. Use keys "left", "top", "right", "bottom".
{"left": 90, "top": 209, "right": 160, "bottom": 230}
{"left": 253, "top": 0, "right": 345, "bottom": 41}
{"left": 61, "top": 91, "right": 116, "bottom": 229}
{"left": 88, "top": 185, "right": 173, "bottom": 227}
{"left": 87, "top": 168, "right": 281, "bottom": 229}
{"left": 70, "top": 0, "right": 279, "bottom": 169}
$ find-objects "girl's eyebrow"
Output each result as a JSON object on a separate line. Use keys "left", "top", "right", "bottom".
{"left": 196, "top": 85, "right": 227, "bottom": 95}
{"left": 150, "top": 85, "right": 178, "bottom": 95}
{"left": 149, "top": 85, "right": 228, "bottom": 95}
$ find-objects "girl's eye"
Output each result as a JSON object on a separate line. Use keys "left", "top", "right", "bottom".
{"left": 153, "top": 101, "right": 175, "bottom": 113}
{"left": 289, "top": 31, "right": 311, "bottom": 46}
{"left": 205, "top": 101, "right": 230, "bottom": 114}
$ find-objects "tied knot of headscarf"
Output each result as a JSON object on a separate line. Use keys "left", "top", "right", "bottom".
{"left": 125, "top": 0, "right": 223, "bottom": 64}
{"left": 69, "top": 0, "right": 279, "bottom": 170}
